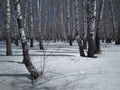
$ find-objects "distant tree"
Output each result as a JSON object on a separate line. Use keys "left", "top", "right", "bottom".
{"left": 59, "top": 0, "right": 64, "bottom": 41}
{"left": 0, "top": 0, "right": 5, "bottom": 40}
{"left": 5, "top": 0, "right": 12, "bottom": 56}
{"left": 37, "top": 0, "right": 44, "bottom": 49}
{"left": 66, "top": 0, "right": 73, "bottom": 46}
{"left": 52, "top": 0, "right": 57, "bottom": 42}
{"left": 111, "top": 0, "right": 120, "bottom": 45}
{"left": 83, "top": 0, "right": 88, "bottom": 49}
{"left": 101, "top": 0, "right": 114, "bottom": 43}
{"left": 29, "top": 0, "right": 34, "bottom": 47}
{"left": 109, "top": 0, "right": 116, "bottom": 42}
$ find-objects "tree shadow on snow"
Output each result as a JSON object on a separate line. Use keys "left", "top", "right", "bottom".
{"left": 0, "top": 54, "right": 5, "bottom": 56}
{"left": 0, "top": 74, "right": 29, "bottom": 77}
{"left": 0, "top": 60, "right": 23, "bottom": 64}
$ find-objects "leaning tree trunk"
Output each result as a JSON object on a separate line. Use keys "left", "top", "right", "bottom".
{"left": 87, "top": 0, "right": 96, "bottom": 57}
{"left": 5, "top": 0, "right": 12, "bottom": 56}
{"left": 16, "top": 0, "right": 39, "bottom": 79}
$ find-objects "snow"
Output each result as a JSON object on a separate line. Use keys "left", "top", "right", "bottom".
{"left": 0, "top": 41, "right": 120, "bottom": 90}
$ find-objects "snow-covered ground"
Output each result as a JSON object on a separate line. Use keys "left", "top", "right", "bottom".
{"left": 0, "top": 41, "right": 120, "bottom": 90}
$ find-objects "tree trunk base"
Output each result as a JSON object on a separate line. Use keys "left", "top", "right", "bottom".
{"left": 76, "top": 36, "right": 85, "bottom": 57}
{"left": 69, "top": 40, "right": 72, "bottom": 46}
{"left": 87, "top": 38, "right": 94, "bottom": 57}
{"left": 30, "top": 38, "right": 33, "bottom": 47}
{"left": 106, "top": 38, "right": 112, "bottom": 43}
{"left": 115, "top": 39, "right": 120, "bottom": 45}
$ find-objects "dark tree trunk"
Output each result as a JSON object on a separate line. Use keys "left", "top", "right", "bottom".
{"left": 115, "top": 39, "right": 120, "bottom": 45}
{"left": 83, "top": 38, "right": 87, "bottom": 49}
{"left": 17, "top": 18, "right": 39, "bottom": 79}
{"left": 94, "top": 31, "right": 100, "bottom": 53}
{"left": 115, "top": 35, "right": 120, "bottom": 45}
{"left": 22, "top": 41, "right": 39, "bottom": 79}
{"left": 14, "top": 37, "right": 19, "bottom": 46}
{"left": 30, "top": 38, "right": 33, "bottom": 47}
{"left": 87, "top": 36, "right": 94, "bottom": 57}
{"left": 106, "top": 38, "right": 112, "bottom": 43}
{"left": 39, "top": 36, "right": 44, "bottom": 50}
{"left": 102, "top": 38, "right": 105, "bottom": 43}
{"left": 115, "top": 29, "right": 120, "bottom": 45}
{"left": 76, "top": 36, "right": 85, "bottom": 57}
{"left": 69, "top": 37, "right": 73, "bottom": 46}
{"left": 69, "top": 40, "right": 72, "bottom": 46}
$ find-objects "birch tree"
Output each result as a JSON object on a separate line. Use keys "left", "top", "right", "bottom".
{"left": 53, "top": 0, "right": 57, "bottom": 42}
{"left": 60, "top": 0, "right": 64, "bottom": 41}
{"left": 111, "top": 0, "right": 120, "bottom": 44}
{"left": 15, "top": 0, "right": 39, "bottom": 79}
{"left": 87, "top": 0, "right": 96, "bottom": 57}
{"left": 37, "top": 0, "right": 44, "bottom": 49}
{"left": 74, "top": 0, "right": 85, "bottom": 56}
{"left": 94, "top": 0, "right": 104, "bottom": 53}
{"left": 66, "top": 0, "right": 72, "bottom": 46}
{"left": 104, "top": 0, "right": 113, "bottom": 43}
{"left": 44, "top": 0, "right": 50, "bottom": 41}
{"left": 11, "top": 0, "right": 19, "bottom": 46}
{"left": 29, "top": 0, "right": 34, "bottom": 47}
{"left": 5, "top": 0, "right": 12, "bottom": 56}
{"left": 83, "top": 0, "right": 88, "bottom": 49}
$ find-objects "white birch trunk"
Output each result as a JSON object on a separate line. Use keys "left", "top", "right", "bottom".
{"left": 74, "top": 0, "right": 85, "bottom": 57}
{"left": 110, "top": 0, "right": 120, "bottom": 44}
{"left": 110, "top": 0, "right": 116, "bottom": 31}
{"left": 5, "top": 0, "right": 12, "bottom": 55}
{"left": 87, "top": 0, "right": 96, "bottom": 57}
{"left": 83, "top": 0, "right": 87, "bottom": 41}
{"left": 66, "top": 0, "right": 72, "bottom": 45}
{"left": 73, "top": 0, "right": 79, "bottom": 35}
{"left": 94, "top": 0, "right": 104, "bottom": 53}
{"left": 16, "top": 0, "right": 39, "bottom": 79}
{"left": 66, "top": 0, "right": 70, "bottom": 36}
{"left": 60, "top": 0, "right": 64, "bottom": 41}
{"left": 37, "top": 0, "right": 44, "bottom": 49}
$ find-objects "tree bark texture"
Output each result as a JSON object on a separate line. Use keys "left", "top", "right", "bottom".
{"left": 16, "top": 0, "right": 39, "bottom": 79}
{"left": 66, "top": 0, "right": 72, "bottom": 46}
{"left": 5, "top": 0, "right": 12, "bottom": 56}
{"left": 94, "top": 0, "right": 103, "bottom": 53}
{"left": 29, "top": 0, "right": 34, "bottom": 47}
{"left": 37, "top": 0, "right": 44, "bottom": 49}
{"left": 73, "top": 0, "right": 85, "bottom": 56}
{"left": 87, "top": 0, "right": 96, "bottom": 57}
